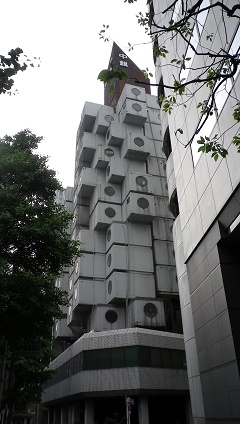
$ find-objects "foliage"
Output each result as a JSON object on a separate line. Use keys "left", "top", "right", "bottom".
{"left": 98, "top": 0, "right": 240, "bottom": 159}
{"left": 0, "top": 48, "right": 40, "bottom": 95}
{"left": 98, "top": 62, "right": 128, "bottom": 93}
{"left": 4, "top": 339, "right": 54, "bottom": 404}
{"left": 0, "top": 129, "right": 80, "bottom": 406}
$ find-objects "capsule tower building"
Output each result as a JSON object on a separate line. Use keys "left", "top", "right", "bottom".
{"left": 42, "top": 43, "right": 191, "bottom": 424}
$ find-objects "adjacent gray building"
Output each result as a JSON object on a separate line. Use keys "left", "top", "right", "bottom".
{"left": 152, "top": 1, "right": 240, "bottom": 422}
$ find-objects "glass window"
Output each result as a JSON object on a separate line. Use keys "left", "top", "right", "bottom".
{"left": 180, "top": 26, "right": 199, "bottom": 82}
{"left": 111, "top": 347, "right": 124, "bottom": 368}
{"left": 83, "top": 350, "right": 97, "bottom": 370}
{"left": 171, "top": 350, "right": 183, "bottom": 369}
{"left": 229, "top": 25, "right": 240, "bottom": 57}
{"left": 215, "top": 77, "right": 233, "bottom": 116}
{"left": 98, "top": 349, "right": 111, "bottom": 369}
{"left": 197, "top": 0, "right": 210, "bottom": 35}
{"left": 75, "top": 353, "right": 82, "bottom": 373}
{"left": 161, "top": 349, "right": 172, "bottom": 368}
{"left": 124, "top": 346, "right": 138, "bottom": 367}
{"left": 150, "top": 348, "right": 162, "bottom": 368}
{"left": 139, "top": 346, "right": 150, "bottom": 367}
{"left": 181, "top": 351, "right": 187, "bottom": 368}
{"left": 172, "top": 0, "right": 181, "bottom": 23}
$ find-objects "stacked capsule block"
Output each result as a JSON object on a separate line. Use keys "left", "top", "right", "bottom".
{"left": 63, "top": 84, "right": 177, "bottom": 335}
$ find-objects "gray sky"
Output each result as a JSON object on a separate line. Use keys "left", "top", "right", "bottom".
{"left": 0, "top": 0, "right": 155, "bottom": 188}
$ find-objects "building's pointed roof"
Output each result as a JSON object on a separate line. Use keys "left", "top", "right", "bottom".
{"left": 104, "top": 42, "right": 151, "bottom": 107}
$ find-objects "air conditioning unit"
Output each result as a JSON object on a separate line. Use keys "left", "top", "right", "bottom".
{"left": 155, "top": 265, "right": 178, "bottom": 295}
{"left": 89, "top": 183, "right": 121, "bottom": 215}
{"left": 154, "top": 240, "right": 175, "bottom": 266}
{"left": 106, "top": 272, "right": 156, "bottom": 304}
{"left": 90, "top": 305, "right": 125, "bottom": 331}
{"left": 120, "top": 99, "right": 148, "bottom": 126}
{"left": 89, "top": 202, "right": 122, "bottom": 230}
{"left": 92, "top": 106, "right": 115, "bottom": 135}
{"left": 73, "top": 279, "right": 106, "bottom": 308}
{"left": 77, "top": 132, "right": 104, "bottom": 165}
{"left": 121, "top": 133, "right": 151, "bottom": 161}
{"left": 106, "top": 245, "right": 154, "bottom": 277}
{"left": 106, "top": 222, "right": 152, "bottom": 252}
{"left": 152, "top": 217, "right": 173, "bottom": 242}
{"left": 78, "top": 229, "right": 106, "bottom": 253}
{"left": 116, "top": 84, "right": 147, "bottom": 115}
{"left": 75, "top": 253, "right": 106, "bottom": 279}
{"left": 106, "top": 122, "right": 125, "bottom": 147}
{"left": 122, "top": 173, "right": 154, "bottom": 202}
{"left": 122, "top": 192, "right": 155, "bottom": 223}
{"left": 77, "top": 101, "right": 101, "bottom": 139}
{"left": 91, "top": 145, "right": 119, "bottom": 169}
{"left": 126, "top": 299, "right": 166, "bottom": 329}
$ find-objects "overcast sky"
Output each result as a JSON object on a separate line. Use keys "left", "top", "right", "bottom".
{"left": 0, "top": 0, "right": 156, "bottom": 188}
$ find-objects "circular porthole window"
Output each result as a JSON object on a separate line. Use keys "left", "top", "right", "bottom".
{"left": 104, "top": 115, "right": 114, "bottom": 123}
{"left": 104, "top": 186, "right": 115, "bottom": 196}
{"left": 131, "top": 87, "right": 141, "bottom": 96}
{"left": 137, "top": 197, "right": 149, "bottom": 209}
{"left": 107, "top": 254, "right": 112, "bottom": 267}
{"left": 107, "top": 229, "right": 111, "bottom": 242}
{"left": 74, "top": 288, "right": 77, "bottom": 300}
{"left": 69, "top": 279, "right": 72, "bottom": 291}
{"left": 106, "top": 165, "right": 110, "bottom": 176}
{"left": 105, "top": 207, "right": 116, "bottom": 218}
{"left": 134, "top": 137, "right": 144, "bottom": 147}
{"left": 104, "top": 148, "right": 114, "bottom": 157}
{"left": 144, "top": 303, "right": 158, "bottom": 318}
{"left": 136, "top": 176, "right": 148, "bottom": 187}
{"left": 132, "top": 103, "right": 142, "bottom": 112}
{"left": 105, "top": 309, "right": 118, "bottom": 323}
{"left": 108, "top": 280, "right": 112, "bottom": 295}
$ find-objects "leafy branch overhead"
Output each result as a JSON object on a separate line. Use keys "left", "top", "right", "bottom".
{"left": 0, "top": 48, "right": 40, "bottom": 95}
{"left": 98, "top": 0, "right": 240, "bottom": 159}
{"left": 98, "top": 62, "right": 128, "bottom": 93}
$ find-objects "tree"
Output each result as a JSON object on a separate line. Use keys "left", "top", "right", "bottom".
{"left": 0, "top": 48, "right": 39, "bottom": 95}
{"left": 0, "top": 129, "right": 80, "bottom": 415}
{"left": 98, "top": 0, "right": 240, "bottom": 160}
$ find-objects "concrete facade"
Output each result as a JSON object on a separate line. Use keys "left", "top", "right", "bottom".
{"left": 42, "top": 48, "right": 191, "bottom": 422}
{"left": 152, "top": 1, "right": 240, "bottom": 422}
